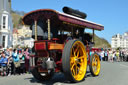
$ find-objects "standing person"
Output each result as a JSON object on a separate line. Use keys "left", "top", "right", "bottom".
{"left": 8, "top": 47, "right": 13, "bottom": 76}
{"left": 124, "top": 50, "right": 128, "bottom": 61}
{"left": 5, "top": 47, "right": 13, "bottom": 76}
{"left": 109, "top": 49, "right": 113, "bottom": 62}
{"left": 4, "top": 48, "right": 11, "bottom": 75}
{"left": 101, "top": 49, "right": 105, "bottom": 61}
{"left": 113, "top": 51, "right": 116, "bottom": 61}
{"left": 116, "top": 50, "right": 120, "bottom": 62}
{"left": 119, "top": 50, "right": 123, "bottom": 62}
{"left": 6, "top": 47, "right": 13, "bottom": 65}
{"left": 18, "top": 48, "right": 23, "bottom": 74}
{"left": 5, "top": 48, "right": 10, "bottom": 59}
{"left": 126, "top": 50, "right": 128, "bottom": 61}
{"left": 104, "top": 50, "right": 108, "bottom": 61}
{"left": 12, "top": 49, "right": 20, "bottom": 75}
{"left": 20, "top": 49, "right": 26, "bottom": 74}
{"left": 24, "top": 48, "right": 30, "bottom": 73}
{"left": 122, "top": 49, "right": 125, "bottom": 61}
{"left": 17, "top": 45, "right": 22, "bottom": 55}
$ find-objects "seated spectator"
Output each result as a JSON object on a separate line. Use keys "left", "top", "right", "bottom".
{"left": 0, "top": 51, "right": 8, "bottom": 76}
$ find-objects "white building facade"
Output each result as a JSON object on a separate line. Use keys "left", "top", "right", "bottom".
{"left": 0, "top": 0, "right": 13, "bottom": 49}
{"left": 111, "top": 32, "right": 128, "bottom": 49}
{"left": 13, "top": 26, "right": 34, "bottom": 48}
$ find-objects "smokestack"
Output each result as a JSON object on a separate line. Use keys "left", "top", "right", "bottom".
{"left": 63, "top": 6, "right": 87, "bottom": 19}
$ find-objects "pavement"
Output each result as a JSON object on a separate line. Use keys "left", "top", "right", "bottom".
{"left": 0, "top": 61, "right": 128, "bottom": 85}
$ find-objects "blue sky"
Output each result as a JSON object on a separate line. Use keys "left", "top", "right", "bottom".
{"left": 11, "top": 0, "right": 128, "bottom": 43}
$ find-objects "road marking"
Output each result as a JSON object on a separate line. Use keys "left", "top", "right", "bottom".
{"left": 120, "top": 64, "right": 128, "bottom": 68}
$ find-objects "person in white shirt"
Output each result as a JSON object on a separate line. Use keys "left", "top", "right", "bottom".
{"left": 109, "top": 49, "right": 113, "bottom": 62}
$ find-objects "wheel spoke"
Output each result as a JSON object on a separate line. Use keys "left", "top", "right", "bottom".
{"left": 93, "top": 66, "right": 96, "bottom": 72}
{"left": 92, "top": 62, "right": 98, "bottom": 73}
{"left": 95, "top": 66, "right": 97, "bottom": 72}
{"left": 93, "top": 57, "right": 96, "bottom": 65}
{"left": 92, "top": 57, "right": 96, "bottom": 72}
{"left": 77, "top": 66, "right": 80, "bottom": 70}
{"left": 72, "top": 47, "right": 76, "bottom": 57}
{"left": 75, "top": 65, "right": 78, "bottom": 75}
{"left": 71, "top": 63, "right": 78, "bottom": 76}
{"left": 77, "top": 61, "right": 82, "bottom": 66}
{"left": 76, "top": 51, "right": 80, "bottom": 58}
{"left": 96, "top": 59, "right": 98, "bottom": 66}
{"left": 72, "top": 68, "right": 75, "bottom": 76}
{"left": 93, "top": 57, "right": 95, "bottom": 62}
{"left": 74, "top": 45, "right": 79, "bottom": 55}
{"left": 71, "top": 63, "right": 75, "bottom": 71}
{"left": 92, "top": 61, "right": 95, "bottom": 66}
{"left": 74, "top": 49, "right": 77, "bottom": 57}
{"left": 77, "top": 56, "right": 84, "bottom": 60}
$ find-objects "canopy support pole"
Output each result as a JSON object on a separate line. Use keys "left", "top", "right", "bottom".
{"left": 47, "top": 19, "right": 51, "bottom": 40}
{"left": 92, "top": 29, "right": 95, "bottom": 42}
{"left": 34, "top": 20, "right": 37, "bottom": 41}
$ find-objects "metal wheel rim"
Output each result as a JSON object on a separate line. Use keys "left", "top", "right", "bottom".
{"left": 70, "top": 41, "right": 87, "bottom": 81}
{"left": 92, "top": 54, "right": 100, "bottom": 75}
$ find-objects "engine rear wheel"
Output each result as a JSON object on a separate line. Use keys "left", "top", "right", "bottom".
{"left": 89, "top": 53, "right": 100, "bottom": 76}
{"left": 62, "top": 40, "right": 87, "bottom": 82}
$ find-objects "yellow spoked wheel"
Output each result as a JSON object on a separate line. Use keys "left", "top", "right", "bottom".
{"left": 62, "top": 40, "right": 87, "bottom": 82}
{"left": 89, "top": 53, "right": 100, "bottom": 76}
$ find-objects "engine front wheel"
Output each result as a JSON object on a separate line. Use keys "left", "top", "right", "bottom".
{"left": 62, "top": 40, "right": 87, "bottom": 82}
{"left": 89, "top": 53, "right": 101, "bottom": 76}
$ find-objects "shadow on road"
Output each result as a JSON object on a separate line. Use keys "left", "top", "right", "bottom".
{"left": 25, "top": 71, "right": 93, "bottom": 85}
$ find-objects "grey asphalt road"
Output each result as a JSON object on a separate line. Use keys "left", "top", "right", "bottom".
{"left": 0, "top": 61, "right": 128, "bottom": 85}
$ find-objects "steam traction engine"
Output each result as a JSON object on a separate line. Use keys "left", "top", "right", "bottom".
{"left": 22, "top": 7, "right": 104, "bottom": 82}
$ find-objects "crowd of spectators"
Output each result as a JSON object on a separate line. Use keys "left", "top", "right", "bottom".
{"left": 99, "top": 49, "right": 128, "bottom": 62}
{"left": 0, "top": 46, "right": 30, "bottom": 76}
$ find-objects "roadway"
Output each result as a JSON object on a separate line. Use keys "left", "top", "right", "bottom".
{"left": 0, "top": 61, "right": 128, "bottom": 85}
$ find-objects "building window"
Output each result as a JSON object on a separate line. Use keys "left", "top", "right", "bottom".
{"left": 3, "top": 16, "right": 6, "bottom": 29}
{"left": 114, "top": 39, "right": 117, "bottom": 41}
{"left": 2, "top": 36, "right": 6, "bottom": 48}
{"left": 115, "top": 45, "right": 117, "bottom": 47}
